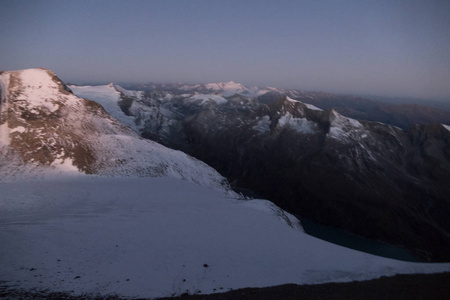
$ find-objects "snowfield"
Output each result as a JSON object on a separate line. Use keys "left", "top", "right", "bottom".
{"left": 69, "top": 83, "right": 139, "bottom": 131}
{"left": 1, "top": 175, "right": 449, "bottom": 299}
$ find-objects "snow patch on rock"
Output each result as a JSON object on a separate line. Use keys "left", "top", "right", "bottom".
{"left": 190, "top": 94, "right": 228, "bottom": 105}
{"left": 327, "top": 110, "right": 365, "bottom": 141}
{"left": 252, "top": 115, "right": 271, "bottom": 133}
{"left": 304, "top": 103, "right": 322, "bottom": 111}
{"left": 51, "top": 157, "right": 79, "bottom": 172}
{"left": 278, "top": 112, "right": 315, "bottom": 134}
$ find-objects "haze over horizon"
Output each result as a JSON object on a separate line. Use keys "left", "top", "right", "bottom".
{"left": 1, "top": 0, "right": 450, "bottom": 100}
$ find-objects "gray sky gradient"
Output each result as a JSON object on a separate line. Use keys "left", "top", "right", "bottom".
{"left": 1, "top": 0, "right": 449, "bottom": 99}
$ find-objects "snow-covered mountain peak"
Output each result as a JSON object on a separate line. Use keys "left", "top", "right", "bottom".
{"left": 0, "top": 68, "right": 81, "bottom": 148}
{"left": 326, "top": 109, "right": 368, "bottom": 141}
{"left": 2, "top": 68, "right": 75, "bottom": 110}
{"left": 201, "top": 81, "right": 250, "bottom": 97}
{"left": 205, "top": 81, "right": 245, "bottom": 91}
{"left": 329, "top": 109, "right": 361, "bottom": 127}
{"left": 16, "top": 68, "right": 61, "bottom": 89}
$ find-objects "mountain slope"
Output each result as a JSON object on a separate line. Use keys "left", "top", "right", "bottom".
{"left": 70, "top": 83, "right": 450, "bottom": 261}
{"left": 0, "top": 69, "right": 227, "bottom": 190}
{"left": 1, "top": 176, "right": 449, "bottom": 299}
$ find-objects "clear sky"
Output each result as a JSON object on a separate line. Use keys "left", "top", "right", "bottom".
{"left": 1, "top": 0, "right": 450, "bottom": 99}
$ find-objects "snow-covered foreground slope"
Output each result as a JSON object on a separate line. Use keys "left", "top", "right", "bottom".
{"left": 1, "top": 176, "right": 449, "bottom": 299}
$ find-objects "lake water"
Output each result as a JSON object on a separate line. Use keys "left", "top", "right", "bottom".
{"left": 299, "top": 217, "right": 423, "bottom": 262}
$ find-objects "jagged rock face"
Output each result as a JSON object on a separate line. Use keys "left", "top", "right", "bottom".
{"left": 71, "top": 83, "right": 450, "bottom": 261}
{"left": 0, "top": 69, "right": 229, "bottom": 191}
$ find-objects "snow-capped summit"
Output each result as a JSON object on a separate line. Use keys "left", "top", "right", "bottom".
{"left": 326, "top": 109, "right": 367, "bottom": 141}
{"left": 1, "top": 68, "right": 73, "bottom": 113}
{"left": 204, "top": 81, "right": 246, "bottom": 94}
{"left": 0, "top": 68, "right": 228, "bottom": 190}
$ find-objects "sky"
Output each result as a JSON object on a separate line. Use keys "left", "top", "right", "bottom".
{"left": 1, "top": 0, "right": 450, "bottom": 99}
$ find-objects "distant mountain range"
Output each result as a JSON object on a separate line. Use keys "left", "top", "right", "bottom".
{"left": 125, "top": 82, "right": 450, "bottom": 129}
{"left": 69, "top": 80, "right": 450, "bottom": 262}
